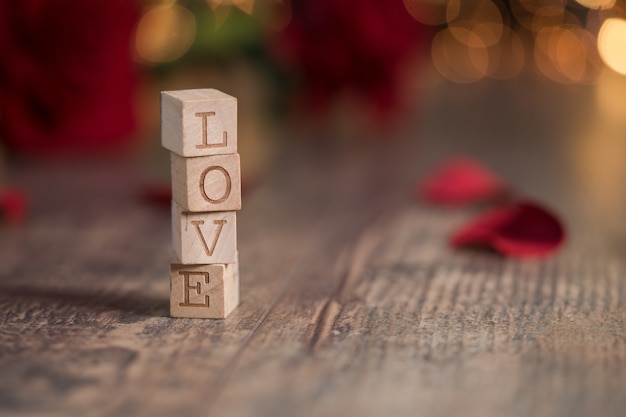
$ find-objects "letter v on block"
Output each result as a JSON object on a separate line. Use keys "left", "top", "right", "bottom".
{"left": 172, "top": 201, "right": 237, "bottom": 265}
{"left": 191, "top": 219, "right": 226, "bottom": 257}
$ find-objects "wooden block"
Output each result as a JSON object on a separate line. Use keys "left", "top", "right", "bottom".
{"left": 171, "top": 152, "right": 241, "bottom": 212}
{"left": 161, "top": 89, "right": 237, "bottom": 157}
{"left": 171, "top": 201, "right": 237, "bottom": 264}
{"left": 170, "top": 262, "right": 239, "bottom": 318}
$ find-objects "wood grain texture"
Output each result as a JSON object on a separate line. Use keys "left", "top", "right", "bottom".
{"left": 171, "top": 152, "right": 241, "bottom": 212}
{"left": 170, "top": 262, "right": 239, "bottom": 318}
{"left": 171, "top": 201, "right": 237, "bottom": 264}
{"left": 161, "top": 89, "right": 237, "bottom": 157}
{"left": 1, "top": 81, "right": 626, "bottom": 417}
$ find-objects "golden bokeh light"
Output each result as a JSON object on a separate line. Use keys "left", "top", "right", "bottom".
{"left": 132, "top": 0, "right": 626, "bottom": 86}
{"left": 511, "top": 0, "right": 567, "bottom": 31}
{"left": 554, "top": 27, "right": 590, "bottom": 82}
{"left": 534, "top": 25, "right": 595, "bottom": 83}
{"left": 431, "top": 28, "right": 491, "bottom": 83}
{"left": 135, "top": 5, "right": 196, "bottom": 64}
{"left": 403, "top": 0, "right": 449, "bottom": 26}
{"left": 206, "top": 0, "right": 255, "bottom": 14}
{"left": 206, "top": 0, "right": 289, "bottom": 30}
{"left": 575, "top": 0, "right": 616, "bottom": 9}
{"left": 447, "top": 0, "right": 504, "bottom": 47}
{"left": 598, "top": 18, "right": 626, "bottom": 75}
{"left": 490, "top": 27, "right": 526, "bottom": 80}
{"left": 534, "top": 27, "right": 565, "bottom": 82}
{"left": 256, "top": 0, "right": 292, "bottom": 31}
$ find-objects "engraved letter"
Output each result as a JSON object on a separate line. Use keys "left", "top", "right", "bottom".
{"left": 195, "top": 111, "right": 227, "bottom": 149}
{"left": 179, "top": 271, "right": 210, "bottom": 307}
{"left": 199, "top": 166, "right": 231, "bottom": 204}
{"left": 191, "top": 219, "right": 227, "bottom": 257}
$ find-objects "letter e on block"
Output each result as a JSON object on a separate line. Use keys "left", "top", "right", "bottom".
{"left": 170, "top": 263, "right": 239, "bottom": 319}
{"left": 171, "top": 201, "right": 237, "bottom": 264}
{"left": 171, "top": 153, "right": 241, "bottom": 212}
{"left": 161, "top": 89, "right": 237, "bottom": 157}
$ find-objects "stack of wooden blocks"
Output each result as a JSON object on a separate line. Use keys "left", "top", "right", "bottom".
{"left": 161, "top": 89, "right": 241, "bottom": 319}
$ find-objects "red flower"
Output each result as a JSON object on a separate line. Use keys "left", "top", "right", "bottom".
{"left": 0, "top": 0, "right": 139, "bottom": 155}
{"left": 451, "top": 201, "right": 566, "bottom": 258}
{"left": 276, "top": 0, "right": 426, "bottom": 118}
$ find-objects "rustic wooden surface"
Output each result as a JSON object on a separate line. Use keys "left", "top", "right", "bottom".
{"left": 1, "top": 81, "right": 626, "bottom": 417}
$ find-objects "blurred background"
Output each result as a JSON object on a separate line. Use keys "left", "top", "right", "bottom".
{"left": 1, "top": 0, "right": 626, "bottom": 191}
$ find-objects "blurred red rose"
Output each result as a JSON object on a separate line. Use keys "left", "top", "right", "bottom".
{"left": 276, "top": 0, "right": 426, "bottom": 119}
{"left": 0, "top": 0, "right": 138, "bottom": 155}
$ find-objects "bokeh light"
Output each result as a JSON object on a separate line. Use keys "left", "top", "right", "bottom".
{"left": 512, "top": 0, "right": 568, "bottom": 32}
{"left": 132, "top": 0, "right": 626, "bottom": 85}
{"left": 598, "top": 17, "right": 626, "bottom": 75}
{"left": 534, "top": 24, "right": 596, "bottom": 83}
{"left": 576, "top": 0, "right": 616, "bottom": 9}
{"left": 410, "top": 0, "right": 626, "bottom": 84}
{"left": 490, "top": 27, "right": 526, "bottom": 80}
{"left": 431, "top": 28, "right": 491, "bottom": 83}
{"left": 255, "top": 0, "right": 292, "bottom": 31}
{"left": 206, "top": 0, "right": 255, "bottom": 14}
{"left": 447, "top": 0, "right": 504, "bottom": 47}
{"left": 403, "top": 0, "right": 449, "bottom": 26}
{"left": 232, "top": 0, "right": 255, "bottom": 14}
{"left": 135, "top": 4, "right": 197, "bottom": 64}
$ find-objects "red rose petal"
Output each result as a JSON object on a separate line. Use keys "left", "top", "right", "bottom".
{"left": 451, "top": 201, "right": 565, "bottom": 258}
{"left": 420, "top": 157, "right": 507, "bottom": 206}
{"left": 0, "top": 188, "right": 28, "bottom": 225}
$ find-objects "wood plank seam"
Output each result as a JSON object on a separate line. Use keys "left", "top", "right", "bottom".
{"left": 308, "top": 230, "right": 381, "bottom": 353}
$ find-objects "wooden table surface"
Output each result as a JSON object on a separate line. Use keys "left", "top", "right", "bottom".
{"left": 1, "top": 80, "right": 626, "bottom": 417}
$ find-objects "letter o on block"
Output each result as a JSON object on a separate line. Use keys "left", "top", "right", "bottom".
{"left": 171, "top": 152, "right": 241, "bottom": 212}
{"left": 200, "top": 166, "right": 231, "bottom": 204}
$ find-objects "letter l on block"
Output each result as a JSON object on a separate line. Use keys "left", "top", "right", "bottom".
{"left": 161, "top": 88, "right": 237, "bottom": 157}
